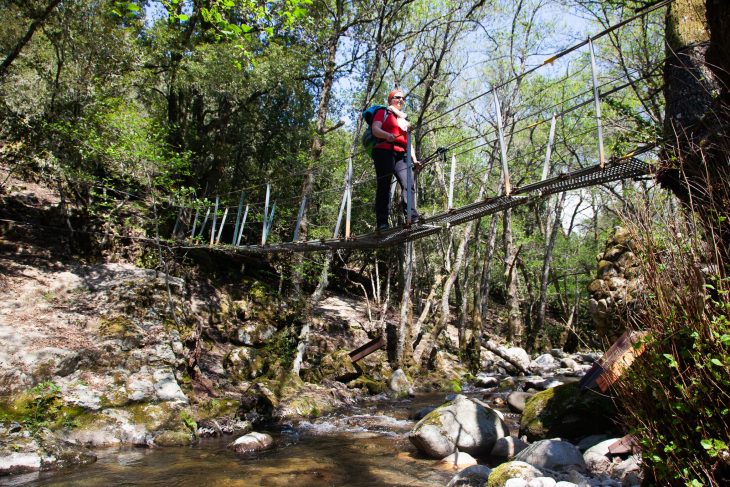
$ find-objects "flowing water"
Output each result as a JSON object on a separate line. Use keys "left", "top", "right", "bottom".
{"left": 2, "top": 390, "right": 518, "bottom": 487}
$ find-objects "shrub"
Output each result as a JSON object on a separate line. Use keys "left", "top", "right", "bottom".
{"left": 615, "top": 196, "right": 730, "bottom": 485}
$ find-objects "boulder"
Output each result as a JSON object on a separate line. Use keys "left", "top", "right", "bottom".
{"left": 504, "top": 347, "right": 531, "bottom": 372}
{"left": 234, "top": 322, "right": 277, "bottom": 347}
{"left": 527, "top": 478, "right": 557, "bottom": 487}
{"left": 529, "top": 354, "right": 558, "bottom": 374}
{"left": 487, "top": 461, "right": 542, "bottom": 487}
{"left": 228, "top": 432, "right": 273, "bottom": 454}
{"left": 513, "top": 439, "right": 586, "bottom": 472}
{"left": 475, "top": 373, "right": 500, "bottom": 388}
{"left": 438, "top": 451, "right": 479, "bottom": 470}
{"left": 446, "top": 464, "right": 493, "bottom": 487}
{"left": 316, "top": 349, "right": 360, "bottom": 383}
{"left": 519, "top": 383, "right": 617, "bottom": 441}
{"left": 507, "top": 392, "right": 534, "bottom": 413}
{"left": 388, "top": 369, "right": 413, "bottom": 397}
{"left": 408, "top": 395, "right": 509, "bottom": 459}
{"left": 491, "top": 436, "right": 529, "bottom": 460}
{"left": 583, "top": 439, "right": 618, "bottom": 475}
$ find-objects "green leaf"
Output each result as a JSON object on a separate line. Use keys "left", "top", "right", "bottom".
{"left": 710, "top": 358, "right": 723, "bottom": 367}
{"left": 127, "top": 3, "right": 140, "bottom": 12}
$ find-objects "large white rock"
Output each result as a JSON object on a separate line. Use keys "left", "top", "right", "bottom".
{"left": 504, "top": 347, "right": 531, "bottom": 371}
{"left": 583, "top": 438, "right": 619, "bottom": 475}
{"left": 153, "top": 369, "right": 188, "bottom": 402}
{"left": 530, "top": 354, "right": 558, "bottom": 374}
{"left": 513, "top": 439, "right": 586, "bottom": 472}
{"left": 228, "top": 432, "right": 273, "bottom": 454}
{"left": 0, "top": 452, "right": 42, "bottom": 475}
{"left": 408, "top": 395, "right": 509, "bottom": 459}
{"left": 388, "top": 369, "right": 413, "bottom": 397}
{"left": 438, "top": 451, "right": 478, "bottom": 470}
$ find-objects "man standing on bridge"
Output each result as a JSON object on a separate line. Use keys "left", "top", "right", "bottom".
{"left": 369, "top": 89, "right": 421, "bottom": 231}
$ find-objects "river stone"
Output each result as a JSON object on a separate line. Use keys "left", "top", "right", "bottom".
{"left": 446, "top": 465, "right": 493, "bottom": 487}
{"left": 438, "top": 451, "right": 478, "bottom": 470}
{"left": 153, "top": 369, "right": 188, "bottom": 402}
{"left": 491, "top": 436, "right": 529, "bottom": 460}
{"left": 527, "top": 478, "right": 557, "bottom": 487}
{"left": 530, "top": 354, "right": 558, "bottom": 374}
{"left": 583, "top": 439, "right": 617, "bottom": 475}
{"left": 0, "top": 452, "right": 42, "bottom": 475}
{"left": 504, "top": 347, "right": 531, "bottom": 371}
{"left": 388, "top": 369, "right": 413, "bottom": 397}
{"left": 229, "top": 432, "right": 273, "bottom": 454}
{"left": 475, "top": 373, "right": 500, "bottom": 388}
{"left": 519, "top": 383, "right": 617, "bottom": 442}
{"left": 576, "top": 434, "right": 611, "bottom": 452}
{"left": 317, "top": 349, "right": 360, "bottom": 383}
{"left": 408, "top": 394, "right": 509, "bottom": 459}
{"left": 487, "top": 461, "right": 542, "bottom": 487}
{"left": 505, "top": 480, "right": 528, "bottom": 487}
{"left": 513, "top": 439, "right": 586, "bottom": 472}
{"left": 507, "top": 391, "right": 534, "bottom": 413}
{"left": 234, "top": 322, "right": 277, "bottom": 347}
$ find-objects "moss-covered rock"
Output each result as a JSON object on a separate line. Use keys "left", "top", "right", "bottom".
{"left": 519, "top": 382, "right": 617, "bottom": 442}
{"left": 153, "top": 429, "right": 194, "bottom": 446}
{"left": 347, "top": 376, "right": 386, "bottom": 395}
{"left": 487, "top": 461, "right": 542, "bottom": 487}
{"left": 312, "top": 349, "right": 360, "bottom": 383}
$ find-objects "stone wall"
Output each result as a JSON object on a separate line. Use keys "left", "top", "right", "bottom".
{"left": 587, "top": 227, "right": 642, "bottom": 343}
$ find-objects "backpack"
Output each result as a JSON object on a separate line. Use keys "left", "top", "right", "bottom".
{"left": 361, "top": 105, "right": 389, "bottom": 157}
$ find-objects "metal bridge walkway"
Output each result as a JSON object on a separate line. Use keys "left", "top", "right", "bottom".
{"left": 184, "top": 156, "right": 651, "bottom": 254}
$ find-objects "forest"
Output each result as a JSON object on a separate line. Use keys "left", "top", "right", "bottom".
{"left": 1, "top": 0, "right": 729, "bottom": 485}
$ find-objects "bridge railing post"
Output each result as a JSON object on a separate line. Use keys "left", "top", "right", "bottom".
{"left": 542, "top": 113, "right": 557, "bottom": 181}
{"left": 405, "top": 130, "right": 414, "bottom": 225}
{"left": 293, "top": 195, "right": 307, "bottom": 242}
{"left": 262, "top": 184, "right": 270, "bottom": 246}
{"left": 493, "top": 90, "right": 511, "bottom": 196}
{"left": 448, "top": 154, "right": 456, "bottom": 209}
{"left": 190, "top": 207, "right": 200, "bottom": 240}
{"left": 345, "top": 156, "right": 353, "bottom": 239}
{"left": 589, "top": 37, "right": 606, "bottom": 168}
{"left": 216, "top": 207, "right": 228, "bottom": 244}
{"left": 232, "top": 191, "right": 246, "bottom": 245}
{"left": 236, "top": 204, "right": 249, "bottom": 246}
{"left": 210, "top": 196, "right": 219, "bottom": 246}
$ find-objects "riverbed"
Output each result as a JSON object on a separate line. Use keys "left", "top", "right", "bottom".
{"left": 2, "top": 390, "right": 516, "bottom": 487}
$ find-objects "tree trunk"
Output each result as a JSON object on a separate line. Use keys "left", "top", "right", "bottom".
{"left": 503, "top": 208, "right": 523, "bottom": 345}
{"left": 0, "top": 0, "right": 62, "bottom": 79}
{"left": 659, "top": 0, "right": 730, "bottom": 260}
{"left": 533, "top": 192, "right": 567, "bottom": 345}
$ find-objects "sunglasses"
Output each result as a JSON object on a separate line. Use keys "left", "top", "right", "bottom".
{"left": 392, "top": 95, "right": 405, "bottom": 100}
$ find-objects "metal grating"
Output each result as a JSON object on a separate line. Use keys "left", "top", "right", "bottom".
{"left": 184, "top": 158, "right": 653, "bottom": 254}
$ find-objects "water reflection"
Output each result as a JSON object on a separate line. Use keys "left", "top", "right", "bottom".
{"left": 4, "top": 394, "right": 462, "bottom": 487}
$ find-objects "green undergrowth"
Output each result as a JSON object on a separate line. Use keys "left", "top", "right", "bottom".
{"left": 615, "top": 209, "right": 730, "bottom": 485}
{"left": 0, "top": 381, "right": 84, "bottom": 433}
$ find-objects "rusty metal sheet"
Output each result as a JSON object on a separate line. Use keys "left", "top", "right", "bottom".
{"left": 349, "top": 336, "right": 386, "bottom": 363}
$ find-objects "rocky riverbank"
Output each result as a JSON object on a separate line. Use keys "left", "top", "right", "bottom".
{"left": 0, "top": 175, "right": 641, "bottom": 485}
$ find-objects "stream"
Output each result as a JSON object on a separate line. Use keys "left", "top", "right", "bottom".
{"left": 1, "top": 390, "right": 518, "bottom": 487}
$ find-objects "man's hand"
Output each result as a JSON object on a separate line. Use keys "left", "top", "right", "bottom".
{"left": 413, "top": 160, "right": 423, "bottom": 173}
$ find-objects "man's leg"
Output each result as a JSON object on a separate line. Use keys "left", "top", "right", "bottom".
{"left": 372, "top": 149, "right": 394, "bottom": 228}
{"left": 393, "top": 153, "right": 419, "bottom": 221}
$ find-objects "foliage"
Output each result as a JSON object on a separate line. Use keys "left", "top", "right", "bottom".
{"left": 615, "top": 191, "right": 730, "bottom": 484}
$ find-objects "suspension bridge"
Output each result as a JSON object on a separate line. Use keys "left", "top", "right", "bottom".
{"left": 171, "top": 1, "right": 669, "bottom": 255}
